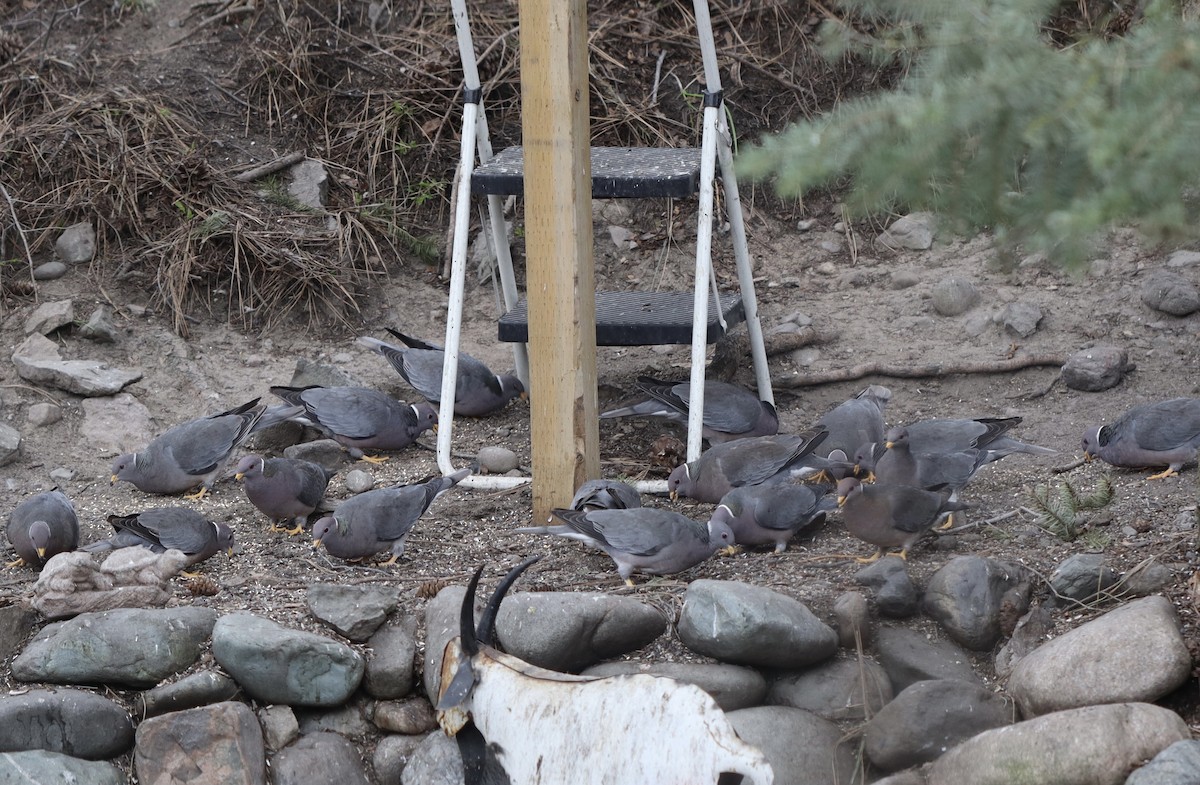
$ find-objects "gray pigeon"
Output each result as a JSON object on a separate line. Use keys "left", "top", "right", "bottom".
{"left": 667, "top": 429, "right": 828, "bottom": 504}
{"left": 6, "top": 490, "right": 79, "bottom": 568}
{"left": 875, "top": 426, "right": 991, "bottom": 493}
{"left": 234, "top": 455, "right": 335, "bottom": 535}
{"left": 269, "top": 385, "right": 437, "bottom": 461}
{"left": 709, "top": 483, "right": 835, "bottom": 553}
{"left": 516, "top": 507, "right": 735, "bottom": 585}
{"left": 1083, "top": 398, "right": 1200, "bottom": 479}
{"left": 816, "top": 385, "right": 892, "bottom": 459}
{"left": 358, "top": 329, "right": 526, "bottom": 417}
{"left": 835, "top": 477, "right": 967, "bottom": 562}
{"left": 111, "top": 398, "right": 284, "bottom": 499}
{"left": 83, "top": 507, "right": 234, "bottom": 566}
{"left": 600, "top": 376, "right": 778, "bottom": 444}
{"left": 570, "top": 479, "right": 642, "bottom": 512}
{"left": 899, "top": 416, "right": 1054, "bottom": 462}
{"left": 312, "top": 467, "right": 471, "bottom": 564}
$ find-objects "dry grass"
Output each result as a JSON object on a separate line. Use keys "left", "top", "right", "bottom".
{"left": 0, "top": 0, "right": 885, "bottom": 332}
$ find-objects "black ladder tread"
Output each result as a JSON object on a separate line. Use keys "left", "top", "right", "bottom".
{"left": 498, "top": 290, "right": 744, "bottom": 346}
{"left": 473, "top": 146, "right": 704, "bottom": 199}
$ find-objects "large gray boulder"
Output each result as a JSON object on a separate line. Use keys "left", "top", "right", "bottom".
{"left": 863, "top": 679, "right": 1011, "bottom": 771}
{"left": 212, "top": 612, "right": 364, "bottom": 707}
{"left": 495, "top": 591, "right": 667, "bottom": 672}
{"left": 11, "top": 607, "right": 217, "bottom": 688}
{"left": 0, "top": 690, "right": 133, "bottom": 759}
{"left": 927, "top": 703, "right": 1189, "bottom": 785}
{"left": 0, "top": 750, "right": 124, "bottom": 784}
{"left": 727, "top": 706, "right": 857, "bottom": 785}
{"left": 134, "top": 701, "right": 266, "bottom": 785}
{"left": 1008, "top": 596, "right": 1191, "bottom": 716}
{"left": 677, "top": 580, "right": 838, "bottom": 669}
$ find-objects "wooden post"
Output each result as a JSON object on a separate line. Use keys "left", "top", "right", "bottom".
{"left": 520, "top": 0, "right": 599, "bottom": 520}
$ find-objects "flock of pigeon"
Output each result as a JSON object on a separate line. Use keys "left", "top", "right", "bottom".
{"left": 522, "top": 381, "right": 1200, "bottom": 584}
{"left": 4, "top": 330, "right": 523, "bottom": 572}
{"left": 5, "top": 326, "right": 1200, "bottom": 587}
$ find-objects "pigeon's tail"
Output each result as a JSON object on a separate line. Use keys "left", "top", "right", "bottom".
{"left": 385, "top": 327, "right": 442, "bottom": 351}
{"left": 984, "top": 438, "right": 1057, "bottom": 462}
{"left": 253, "top": 404, "right": 305, "bottom": 433}
{"left": 599, "top": 401, "right": 682, "bottom": 421}
{"left": 356, "top": 335, "right": 401, "bottom": 354}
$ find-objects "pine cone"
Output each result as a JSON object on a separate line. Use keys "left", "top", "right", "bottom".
{"left": 186, "top": 575, "right": 220, "bottom": 596}
{"left": 416, "top": 578, "right": 450, "bottom": 599}
{"left": 0, "top": 31, "right": 24, "bottom": 65}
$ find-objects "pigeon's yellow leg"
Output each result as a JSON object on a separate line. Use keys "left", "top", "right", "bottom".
{"left": 936, "top": 513, "right": 956, "bottom": 531}
{"left": 379, "top": 553, "right": 401, "bottom": 567}
{"left": 719, "top": 545, "right": 743, "bottom": 557}
{"left": 1146, "top": 467, "right": 1178, "bottom": 480}
{"left": 854, "top": 549, "right": 884, "bottom": 564}
{"left": 891, "top": 549, "right": 910, "bottom": 561}
{"left": 359, "top": 454, "right": 389, "bottom": 465}
{"left": 624, "top": 577, "right": 636, "bottom": 587}
{"left": 5, "top": 557, "right": 26, "bottom": 568}
{"left": 184, "top": 487, "right": 210, "bottom": 502}
{"left": 283, "top": 523, "right": 305, "bottom": 536}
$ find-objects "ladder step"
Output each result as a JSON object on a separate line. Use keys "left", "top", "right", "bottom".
{"left": 473, "top": 146, "right": 703, "bottom": 199}
{"left": 498, "top": 291, "right": 744, "bottom": 346}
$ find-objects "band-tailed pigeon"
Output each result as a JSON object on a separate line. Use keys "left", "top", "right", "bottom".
{"left": 269, "top": 385, "right": 436, "bottom": 462}
{"left": 709, "top": 482, "right": 835, "bottom": 553}
{"left": 816, "top": 385, "right": 892, "bottom": 459}
{"left": 899, "top": 416, "right": 1054, "bottom": 461}
{"left": 312, "top": 467, "right": 471, "bottom": 565}
{"left": 1083, "top": 398, "right": 1200, "bottom": 479}
{"left": 667, "top": 428, "right": 828, "bottom": 503}
{"left": 83, "top": 507, "right": 234, "bottom": 566}
{"left": 234, "top": 455, "right": 335, "bottom": 535}
{"left": 570, "top": 479, "right": 642, "bottom": 512}
{"left": 600, "top": 376, "right": 778, "bottom": 444}
{"left": 836, "top": 477, "right": 966, "bottom": 562}
{"left": 6, "top": 490, "right": 79, "bottom": 568}
{"left": 110, "top": 397, "right": 286, "bottom": 499}
{"left": 358, "top": 329, "right": 526, "bottom": 417}
{"left": 516, "top": 507, "right": 735, "bottom": 585}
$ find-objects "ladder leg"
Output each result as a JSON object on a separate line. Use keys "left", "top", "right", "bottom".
{"left": 688, "top": 101, "right": 722, "bottom": 462}
{"left": 438, "top": 100, "right": 480, "bottom": 477}
{"left": 717, "top": 124, "right": 773, "bottom": 407}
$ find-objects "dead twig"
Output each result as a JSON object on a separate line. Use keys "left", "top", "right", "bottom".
{"left": 773, "top": 353, "right": 1067, "bottom": 388}
{"left": 0, "top": 181, "right": 35, "bottom": 277}
{"left": 1052, "top": 456, "right": 1088, "bottom": 474}
{"left": 232, "top": 151, "right": 307, "bottom": 183}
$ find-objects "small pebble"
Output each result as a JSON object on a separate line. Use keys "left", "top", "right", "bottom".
{"left": 344, "top": 470, "right": 375, "bottom": 493}
{"left": 32, "top": 261, "right": 68, "bottom": 281}
{"left": 478, "top": 446, "right": 519, "bottom": 474}
{"left": 27, "top": 402, "right": 62, "bottom": 427}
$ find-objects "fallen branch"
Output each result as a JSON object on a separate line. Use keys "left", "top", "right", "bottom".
{"left": 773, "top": 353, "right": 1067, "bottom": 388}
{"left": 232, "top": 151, "right": 307, "bottom": 183}
{"left": 0, "top": 181, "right": 35, "bottom": 277}
{"left": 763, "top": 326, "right": 836, "bottom": 357}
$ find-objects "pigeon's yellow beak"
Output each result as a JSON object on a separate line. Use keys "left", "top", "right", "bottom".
{"left": 312, "top": 539, "right": 322, "bottom": 550}
{"left": 234, "top": 473, "right": 246, "bottom": 481}
{"left": 520, "top": 391, "right": 529, "bottom": 402}
{"left": 110, "top": 474, "right": 118, "bottom": 485}
{"left": 884, "top": 441, "right": 896, "bottom": 449}
{"left": 837, "top": 495, "right": 847, "bottom": 507}
{"left": 35, "top": 546, "right": 46, "bottom": 560}
{"left": 669, "top": 490, "right": 678, "bottom": 501}
{"left": 227, "top": 546, "right": 234, "bottom": 557}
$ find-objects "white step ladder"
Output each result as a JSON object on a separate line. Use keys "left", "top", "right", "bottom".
{"left": 438, "top": 0, "right": 772, "bottom": 493}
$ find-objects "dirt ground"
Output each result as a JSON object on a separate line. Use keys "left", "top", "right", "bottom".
{"left": 2, "top": 0, "right": 1200, "bottom": 739}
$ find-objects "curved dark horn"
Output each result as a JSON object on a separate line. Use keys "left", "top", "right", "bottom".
{"left": 476, "top": 556, "right": 542, "bottom": 648}
{"left": 460, "top": 564, "right": 486, "bottom": 658}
